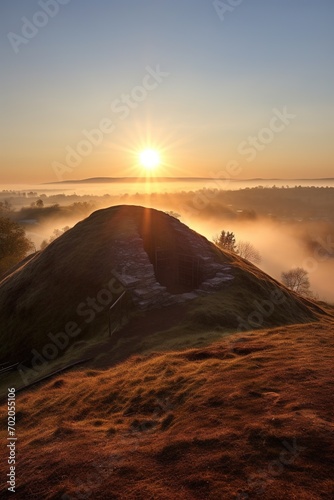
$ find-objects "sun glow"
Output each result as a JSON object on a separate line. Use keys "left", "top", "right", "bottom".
{"left": 139, "top": 149, "right": 160, "bottom": 171}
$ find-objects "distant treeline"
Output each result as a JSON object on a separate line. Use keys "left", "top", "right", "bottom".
{"left": 1, "top": 186, "right": 333, "bottom": 224}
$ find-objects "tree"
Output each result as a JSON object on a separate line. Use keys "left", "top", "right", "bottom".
{"left": 236, "top": 241, "right": 262, "bottom": 264}
{"left": 0, "top": 217, "right": 34, "bottom": 276}
{"left": 69, "top": 202, "right": 95, "bottom": 215}
{"left": 213, "top": 231, "right": 262, "bottom": 265}
{"left": 40, "top": 226, "right": 70, "bottom": 250}
{"left": 165, "top": 210, "right": 181, "bottom": 219}
{"left": 0, "top": 200, "right": 12, "bottom": 215}
{"left": 36, "top": 199, "right": 44, "bottom": 208}
{"left": 281, "top": 267, "right": 313, "bottom": 298}
{"left": 213, "top": 230, "right": 236, "bottom": 252}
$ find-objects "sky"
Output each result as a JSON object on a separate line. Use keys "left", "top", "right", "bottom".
{"left": 0, "top": 0, "right": 333, "bottom": 184}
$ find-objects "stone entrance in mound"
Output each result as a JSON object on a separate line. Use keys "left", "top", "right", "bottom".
{"left": 138, "top": 217, "right": 203, "bottom": 294}
{"left": 145, "top": 245, "right": 203, "bottom": 294}
{"left": 112, "top": 207, "right": 234, "bottom": 310}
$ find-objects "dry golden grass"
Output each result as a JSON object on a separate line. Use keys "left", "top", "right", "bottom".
{"left": 1, "top": 319, "right": 333, "bottom": 499}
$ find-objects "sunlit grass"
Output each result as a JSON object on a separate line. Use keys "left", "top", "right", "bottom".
{"left": 0, "top": 319, "right": 333, "bottom": 498}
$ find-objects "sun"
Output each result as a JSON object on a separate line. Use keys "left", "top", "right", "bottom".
{"left": 139, "top": 149, "right": 160, "bottom": 171}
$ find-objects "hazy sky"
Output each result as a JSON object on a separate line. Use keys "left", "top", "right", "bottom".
{"left": 1, "top": 0, "right": 333, "bottom": 183}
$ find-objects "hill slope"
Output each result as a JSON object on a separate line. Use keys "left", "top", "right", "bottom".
{"left": 0, "top": 205, "right": 322, "bottom": 368}
{"left": 0, "top": 320, "right": 333, "bottom": 499}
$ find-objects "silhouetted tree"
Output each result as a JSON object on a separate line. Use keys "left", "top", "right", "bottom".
{"left": 165, "top": 210, "right": 181, "bottom": 219}
{"left": 0, "top": 217, "right": 34, "bottom": 275}
{"left": 213, "top": 230, "right": 236, "bottom": 252}
{"left": 0, "top": 201, "right": 12, "bottom": 215}
{"left": 68, "top": 202, "right": 95, "bottom": 215}
{"left": 213, "top": 231, "right": 262, "bottom": 265}
{"left": 40, "top": 226, "right": 70, "bottom": 250}
{"left": 281, "top": 267, "right": 312, "bottom": 298}
{"left": 236, "top": 241, "right": 262, "bottom": 264}
{"left": 36, "top": 199, "right": 44, "bottom": 208}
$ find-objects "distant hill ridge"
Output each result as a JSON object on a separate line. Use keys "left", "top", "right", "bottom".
{"left": 44, "top": 177, "right": 334, "bottom": 184}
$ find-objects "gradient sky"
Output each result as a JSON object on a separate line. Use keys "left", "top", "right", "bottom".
{"left": 1, "top": 0, "right": 333, "bottom": 183}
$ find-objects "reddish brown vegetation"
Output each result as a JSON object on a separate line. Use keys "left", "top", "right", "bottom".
{"left": 1, "top": 320, "right": 334, "bottom": 499}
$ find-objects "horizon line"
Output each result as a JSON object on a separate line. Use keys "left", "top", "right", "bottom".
{"left": 42, "top": 176, "right": 334, "bottom": 185}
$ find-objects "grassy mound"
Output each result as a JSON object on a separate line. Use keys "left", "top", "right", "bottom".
{"left": 0, "top": 206, "right": 323, "bottom": 368}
